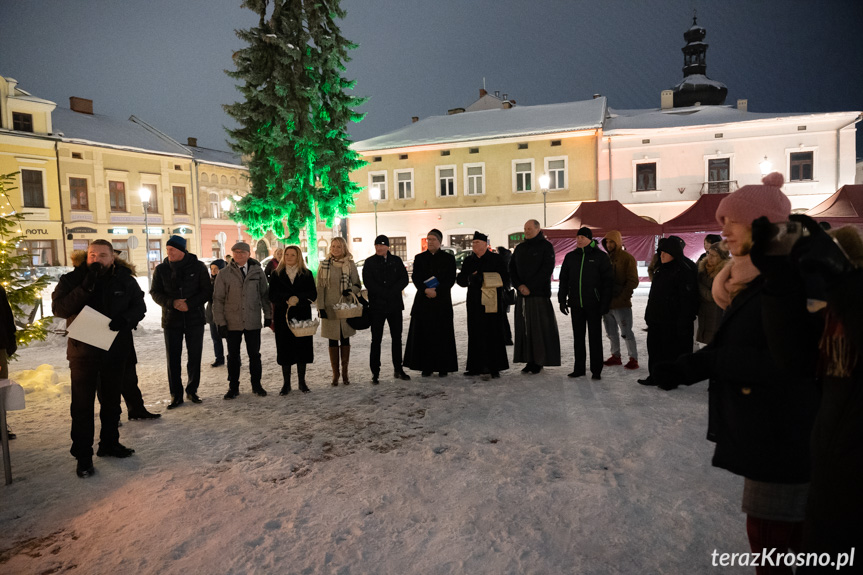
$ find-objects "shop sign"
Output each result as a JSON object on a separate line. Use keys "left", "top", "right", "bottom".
{"left": 142, "top": 227, "right": 164, "bottom": 235}
{"left": 25, "top": 228, "right": 50, "bottom": 236}
{"left": 109, "top": 227, "right": 130, "bottom": 235}
{"left": 172, "top": 227, "right": 191, "bottom": 235}
{"left": 67, "top": 226, "right": 97, "bottom": 234}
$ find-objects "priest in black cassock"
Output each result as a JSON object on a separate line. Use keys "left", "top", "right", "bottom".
{"left": 402, "top": 229, "right": 459, "bottom": 377}
{"left": 456, "top": 231, "right": 510, "bottom": 380}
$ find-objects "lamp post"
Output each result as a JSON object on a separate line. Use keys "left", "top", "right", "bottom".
{"left": 759, "top": 156, "right": 772, "bottom": 175}
{"left": 538, "top": 174, "right": 551, "bottom": 227}
{"left": 139, "top": 187, "right": 152, "bottom": 288}
{"left": 370, "top": 185, "right": 380, "bottom": 236}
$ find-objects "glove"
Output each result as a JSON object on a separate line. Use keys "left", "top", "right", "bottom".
{"left": 342, "top": 289, "right": 353, "bottom": 296}
{"left": 83, "top": 262, "right": 102, "bottom": 291}
{"left": 218, "top": 325, "right": 228, "bottom": 338}
{"left": 108, "top": 317, "right": 127, "bottom": 332}
{"left": 789, "top": 214, "right": 854, "bottom": 293}
{"left": 319, "top": 309, "right": 328, "bottom": 319}
{"left": 559, "top": 302, "right": 569, "bottom": 315}
{"left": 749, "top": 216, "right": 792, "bottom": 277}
{"left": 264, "top": 318, "right": 272, "bottom": 328}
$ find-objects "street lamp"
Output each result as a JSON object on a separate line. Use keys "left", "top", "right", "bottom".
{"left": 759, "top": 156, "right": 773, "bottom": 175}
{"left": 221, "top": 197, "right": 242, "bottom": 242}
{"left": 369, "top": 185, "right": 380, "bottom": 236}
{"left": 538, "top": 174, "right": 551, "bottom": 227}
{"left": 138, "top": 187, "right": 152, "bottom": 288}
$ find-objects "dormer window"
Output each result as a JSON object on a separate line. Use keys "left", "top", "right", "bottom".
{"left": 13, "top": 112, "right": 33, "bottom": 132}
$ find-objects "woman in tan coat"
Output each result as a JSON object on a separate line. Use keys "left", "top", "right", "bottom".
{"left": 695, "top": 242, "right": 729, "bottom": 345}
{"left": 316, "top": 237, "right": 361, "bottom": 385}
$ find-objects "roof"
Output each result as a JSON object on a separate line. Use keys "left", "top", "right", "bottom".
{"left": 806, "top": 185, "right": 863, "bottom": 223}
{"left": 661, "top": 193, "right": 728, "bottom": 234}
{"left": 52, "top": 107, "right": 192, "bottom": 157}
{"left": 604, "top": 105, "right": 859, "bottom": 132}
{"left": 353, "top": 97, "right": 606, "bottom": 152}
{"left": 188, "top": 145, "right": 244, "bottom": 168}
{"left": 544, "top": 200, "right": 662, "bottom": 237}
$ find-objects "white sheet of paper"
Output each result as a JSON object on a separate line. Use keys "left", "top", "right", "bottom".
{"left": 66, "top": 305, "right": 118, "bottom": 351}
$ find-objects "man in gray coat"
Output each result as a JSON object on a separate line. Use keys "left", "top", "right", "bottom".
{"left": 213, "top": 241, "right": 272, "bottom": 399}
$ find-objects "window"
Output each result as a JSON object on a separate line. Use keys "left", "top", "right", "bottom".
{"left": 517, "top": 143, "right": 528, "bottom": 150}
{"left": 173, "top": 186, "right": 187, "bottom": 213}
{"left": 469, "top": 147, "right": 479, "bottom": 154}
{"left": 21, "top": 169, "right": 45, "bottom": 207}
{"left": 208, "top": 193, "right": 220, "bottom": 219}
{"left": 707, "top": 158, "right": 731, "bottom": 194}
{"left": 12, "top": 112, "right": 33, "bottom": 132}
{"left": 464, "top": 163, "right": 485, "bottom": 196}
{"left": 395, "top": 169, "right": 413, "bottom": 200}
{"left": 200, "top": 173, "right": 210, "bottom": 183}
{"left": 399, "top": 154, "right": 408, "bottom": 160}
{"left": 436, "top": 165, "right": 456, "bottom": 197}
{"left": 513, "top": 160, "right": 533, "bottom": 193}
{"left": 72, "top": 239, "right": 89, "bottom": 252}
{"left": 368, "top": 171, "right": 387, "bottom": 200}
{"left": 113, "top": 239, "right": 129, "bottom": 262}
{"left": 148, "top": 240, "right": 161, "bottom": 274}
{"left": 636, "top": 163, "right": 657, "bottom": 191}
{"left": 72, "top": 152, "right": 83, "bottom": 160}
{"left": 508, "top": 232, "right": 525, "bottom": 249}
{"left": 70, "top": 177, "right": 89, "bottom": 210}
{"left": 550, "top": 140, "right": 561, "bottom": 147}
{"left": 790, "top": 152, "right": 814, "bottom": 182}
{"left": 449, "top": 234, "right": 473, "bottom": 251}
{"left": 109, "top": 180, "right": 127, "bottom": 211}
{"left": 21, "top": 240, "right": 55, "bottom": 266}
{"left": 389, "top": 236, "right": 407, "bottom": 259}
{"left": 212, "top": 240, "right": 221, "bottom": 259}
{"left": 545, "top": 157, "right": 567, "bottom": 190}
{"left": 142, "top": 183, "right": 158, "bottom": 213}
{"left": 174, "top": 164, "right": 182, "bottom": 171}
{"left": 440, "top": 150, "right": 450, "bottom": 157}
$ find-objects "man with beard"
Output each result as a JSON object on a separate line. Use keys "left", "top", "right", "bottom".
{"left": 510, "top": 219, "right": 561, "bottom": 374}
{"left": 52, "top": 240, "right": 146, "bottom": 477}
{"left": 403, "top": 229, "right": 458, "bottom": 378}
{"left": 456, "top": 231, "right": 509, "bottom": 380}
{"left": 150, "top": 235, "right": 213, "bottom": 408}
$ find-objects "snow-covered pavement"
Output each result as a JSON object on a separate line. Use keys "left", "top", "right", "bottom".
{"left": 0, "top": 281, "right": 752, "bottom": 574}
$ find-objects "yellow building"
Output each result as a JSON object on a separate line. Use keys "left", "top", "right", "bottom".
{"left": 0, "top": 76, "right": 63, "bottom": 265}
{"left": 348, "top": 96, "right": 605, "bottom": 260}
{"left": 53, "top": 98, "right": 195, "bottom": 272}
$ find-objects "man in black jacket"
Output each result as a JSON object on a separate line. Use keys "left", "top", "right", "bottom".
{"left": 362, "top": 235, "right": 410, "bottom": 384}
{"left": 52, "top": 239, "right": 146, "bottom": 477}
{"left": 150, "top": 235, "right": 212, "bottom": 409}
{"left": 558, "top": 227, "right": 613, "bottom": 380}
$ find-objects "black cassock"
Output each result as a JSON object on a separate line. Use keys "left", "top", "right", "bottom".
{"left": 456, "top": 250, "right": 510, "bottom": 374}
{"left": 268, "top": 270, "right": 318, "bottom": 366}
{"left": 403, "top": 249, "right": 459, "bottom": 373}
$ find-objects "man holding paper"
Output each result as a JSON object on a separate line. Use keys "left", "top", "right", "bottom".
{"left": 53, "top": 239, "right": 146, "bottom": 478}
{"left": 402, "top": 229, "right": 458, "bottom": 377}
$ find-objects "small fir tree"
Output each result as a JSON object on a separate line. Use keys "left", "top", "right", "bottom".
{"left": 224, "top": 0, "right": 367, "bottom": 271}
{"left": 0, "top": 172, "right": 52, "bottom": 352}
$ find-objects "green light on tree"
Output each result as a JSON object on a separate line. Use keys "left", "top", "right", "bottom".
{"left": 224, "top": 0, "right": 367, "bottom": 271}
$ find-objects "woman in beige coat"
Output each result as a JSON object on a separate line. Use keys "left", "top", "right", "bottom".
{"left": 316, "top": 237, "right": 361, "bottom": 385}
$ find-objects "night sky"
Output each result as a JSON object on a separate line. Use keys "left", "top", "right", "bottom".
{"left": 1, "top": 0, "right": 861, "bottom": 153}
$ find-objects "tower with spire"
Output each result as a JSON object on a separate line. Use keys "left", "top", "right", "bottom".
{"left": 672, "top": 13, "right": 728, "bottom": 107}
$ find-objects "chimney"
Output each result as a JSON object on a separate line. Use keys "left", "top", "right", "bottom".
{"left": 502, "top": 93, "right": 508, "bottom": 101}
{"left": 593, "top": 93, "right": 601, "bottom": 99}
{"left": 70, "top": 97, "right": 93, "bottom": 115}
{"left": 6, "top": 77, "right": 17, "bottom": 96}
{"left": 494, "top": 91, "right": 500, "bottom": 98}
{"left": 502, "top": 101, "right": 513, "bottom": 110}
{"left": 660, "top": 90, "right": 673, "bottom": 110}
{"left": 187, "top": 137, "right": 198, "bottom": 147}
{"left": 411, "top": 116, "right": 419, "bottom": 123}
{"left": 737, "top": 99, "right": 748, "bottom": 112}
{"left": 479, "top": 88, "right": 487, "bottom": 98}
{"left": 447, "top": 108, "right": 465, "bottom": 115}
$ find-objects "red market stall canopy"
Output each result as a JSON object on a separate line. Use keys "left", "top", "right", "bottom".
{"left": 660, "top": 193, "right": 728, "bottom": 260}
{"left": 543, "top": 200, "right": 662, "bottom": 263}
{"left": 806, "top": 185, "right": 863, "bottom": 226}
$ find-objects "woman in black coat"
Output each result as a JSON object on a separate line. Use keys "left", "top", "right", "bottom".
{"left": 268, "top": 246, "right": 317, "bottom": 394}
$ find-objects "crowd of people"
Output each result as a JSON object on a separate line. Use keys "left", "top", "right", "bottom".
{"left": 44, "top": 171, "right": 861, "bottom": 571}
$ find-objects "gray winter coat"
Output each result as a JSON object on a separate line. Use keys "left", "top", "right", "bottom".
{"left": 212, "top": 259, "right": 271, "bottom": 331}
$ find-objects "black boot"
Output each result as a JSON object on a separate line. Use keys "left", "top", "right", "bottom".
{"left": 297, "top": 363, "right": 310, "bottom": 393}
{"left": 76, "top": 457, "right": 94, "bottom": 478}
{"left": 280, "top": 365, "right": 292, "bottom": 395}
{"left": 128, "top": 408, "right": 161, "bottom": 420}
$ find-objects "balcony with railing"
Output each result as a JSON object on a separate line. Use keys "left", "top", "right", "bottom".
{"left": 699, "top": 180, "right": 738, "bottom": 195}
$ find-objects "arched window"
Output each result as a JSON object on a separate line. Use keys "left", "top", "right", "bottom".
{"left": 208, "top": 193, "right": 220, "bottom": 219}
{"left": 230, "top": 176, "right": 238, "bottom": 185}
{"left": 199, "top": 172, "right": 209, "bottom": 183}
{"left": 220, "top": 175, "right": 228, "bottom": 185}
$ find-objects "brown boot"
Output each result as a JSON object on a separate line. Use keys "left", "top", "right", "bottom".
{"left": 328, "top": 347, "right": 340, "bottom": 386}
{"left": 340, "top": 345, "right": 351, "bottom": 385}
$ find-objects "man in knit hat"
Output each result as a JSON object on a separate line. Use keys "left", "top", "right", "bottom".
{"left": 213, "top": 241, "right": 272, "bottom": 398}
{"left": 151, "top": 235, "right": 212, "bottom": 408}
{"left": 601, "top": 230, "right": 640, "bottom": 370}
{"left": 558, "top": 227, "right": 612, "bottom": 380}
{"left": 206, "top": 258, "right": 227, "bottom": 367}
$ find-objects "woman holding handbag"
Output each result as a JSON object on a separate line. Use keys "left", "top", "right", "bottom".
{"left": 315, "top": 237, "right": 361, "bottom": 385}
{"left": 269, "top": 245, "right": 317, "bottom": 394}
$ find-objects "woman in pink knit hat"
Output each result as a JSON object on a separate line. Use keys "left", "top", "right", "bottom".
{"left": 650, "top": 173, "right": 822, "bottom": 571}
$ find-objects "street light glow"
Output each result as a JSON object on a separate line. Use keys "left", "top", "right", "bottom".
{"left": 138, "top": 187, "right": 151, "bottom": 203}
{"left": 369, "top": 185, "right": 381, "bottom": 201}
{"left": 539, "top": 174, "right": 550, "bottom": 190}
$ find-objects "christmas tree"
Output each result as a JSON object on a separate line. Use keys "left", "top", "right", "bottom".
{"left": 0, "top": 172, "right": 52, "bottom": 353}
{"left": 224, "top": 0, "right": 367, "bottom": 271}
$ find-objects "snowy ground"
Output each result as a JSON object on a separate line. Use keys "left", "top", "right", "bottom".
{"left": 0, "top": 280, "right": 753, "bottom": 574}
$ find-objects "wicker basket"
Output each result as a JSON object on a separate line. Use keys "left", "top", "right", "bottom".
{"left": 334, "top": 292, "right": 364, "bottom": 319}
{"left": 286, "top": 302, "right": 319, "bottom": 337}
